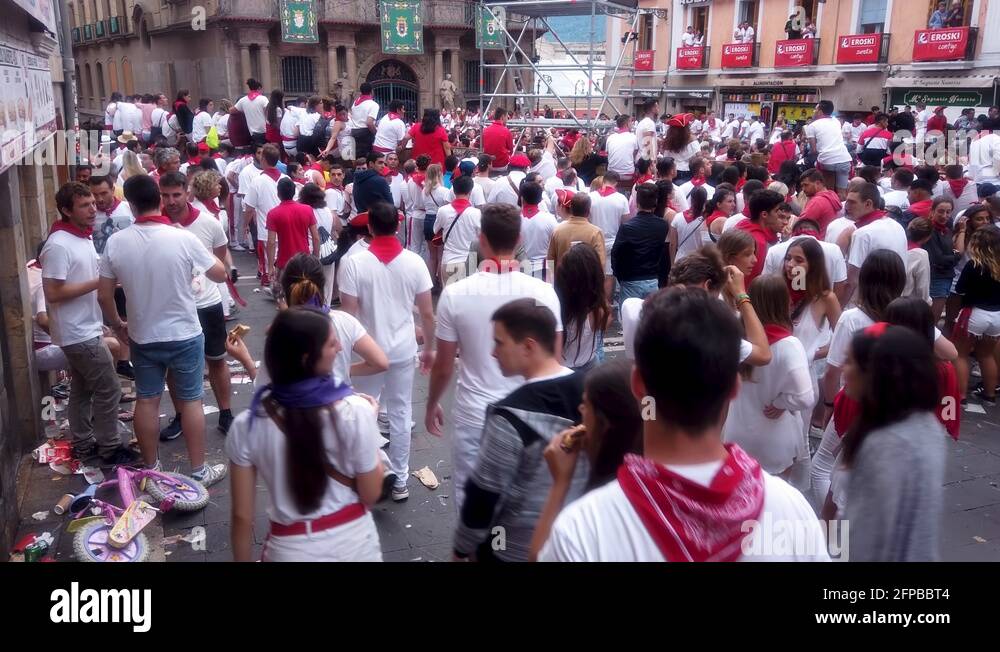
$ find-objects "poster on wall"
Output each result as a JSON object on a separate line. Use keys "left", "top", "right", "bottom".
{"left": 280, "top": 0, "right": 319, "bottom": 43}
{"left": 0, "top": 45, "right": 56, "bottom": 174}
{"left": 381, "top": 1, "right": 424, "bottom": 55}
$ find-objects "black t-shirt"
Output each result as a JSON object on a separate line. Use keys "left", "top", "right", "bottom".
{"left": 957, "top": 261, "right": 1000, "bottom": 311}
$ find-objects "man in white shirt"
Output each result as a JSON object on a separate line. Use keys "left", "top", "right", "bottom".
{"left": 606, "top": 114, "right": 639, "bottom": 181}
{"left": 744, "top": 115, "right": 765, "bottom": 144}
{"left": 722, "top": 114, "right": 741, "bottom": 141}
{"left": 242, "top": 144, "right": 288, "bottom": 288}
{"left": 234, "top": 78, "right": 269, "bottom": 147}
{"left": 914, "top": 102, "right": 932, "bottom": 144}
{"left": 517, "top": 181, "right": 558, "bottom": 279}
{"left": 734, "top": 23, "right": 747, "bottom": 43}
{"left": 474, "top": 156, "right": 496, "bottom": 203}
{"left": 340, "top": 201, "right": 435, "bottom": 502}
{"left": 743, "top": 23, "right": 756, "bottom": 44}
{"left": 527, "top": 135, "right": 558, "bottom": 181}
{"left": 105, "top": 93, "right": 121, "bottom": 133}
{"left": 434, "top": 175, "right": 481, "bottom": 284}
{"left": 681, "top": 26, "right": 697, "bottom": 47}
{"left": 426, "top": 203, "right": 563, "bottom": 511}
{"left": 842, "top": 116, "right": 865, "bottom": 149}
{"left": 539, "top": 288, "right": 829, "bottom": 562}
{"left": 295, "top": 96, "right": 324, "bottom": 156}
{"left": 589, "top": 171, "right": 631, "bottom": 288}
{"left": 969, "top": 118, "right": 1000, "bottom": 186}
{"left": 190, "top": 98, "right": 215, "bottom": 143}
{"left": 840, "top": 182, "right": 908, "bottom": 305}
{"left": 89, "top": 175, "right": 134, "bottom": 256}
{"left": 704, "top": 111, "right": 723, "bottom": 143}
{"left": 279, "top": 97, "right": 304, "bottom": 157}
{"left": 229, "top": 145, "right": 262, "bottom": 251}
{"left": 806, "top": 101, "right": 854, "bottom": 199}
{"left": 487, "top": 154, "right": 529, "bottom": 205}
{"left": 374, "top": 99, "right": 407, "bottom": 154}
{"left": 635, "top": 102, "right": 659, "bottom": 162}
{"left": 348, "top": 81, "right": 380, "bottom": 159}
{"left": 98, "top": 175, "right": 229, "bottom": 486}
{"left": 42, "top": 182, "right": 136, "bottom": 466}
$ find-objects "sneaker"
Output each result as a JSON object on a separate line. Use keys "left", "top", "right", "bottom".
{"left": 224, "top": 312, "right": 239, "bottom": 322}
{"left": 100, "top": 447, "right": 141, "bottom": 467}
{"left": 377, "top": 412, "right": 390, "bottom": 435}
{"left": 116, "top": 361, "right": 135, "bottom": 380}
{"left": 262, "top": 286, "right": 274, "bottom": 299}
{"left": 973, "top": 386, "right": 997, "bottom": 407}
{"left": 192, "top": 462, "right": 228, "bottom": 487}
{"left": 380, "top": 471, "right": 397, "bottom": 502}
{"left": 392, "top": 485, "right": 409, "bottom": 502}
{"left": 230, "top": 243, "right": 247, "bottom": 252}
{"left": 50, "top": 382, "right": 69, "bottom": 400}
{"left": 217, "top": 410, "right": 234, "bottom": 434}
{"left": 159, "top": 414, "right": 183, "bottom": 441}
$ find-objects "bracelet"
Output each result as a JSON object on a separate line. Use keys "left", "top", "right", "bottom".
{"left": 736, "top": 298, "right": 752, "bottom": 310}
{"left": 736, "top": 293, "right": 750, "bottom": 302}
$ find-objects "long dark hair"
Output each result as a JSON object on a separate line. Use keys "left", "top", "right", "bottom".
{"left": 842, "top": 326, "right": 939, "bottom": 466}
{"left": 555, "top": 245, "right": 610, "bottom": 364}
{"left": 858, "top": 250, "right": 905, "bottom": 321}
{"left": 786, "top": 237, "right": 831, "bottom": 322}
{"left": 705, "top": 188, "right": 735, "bottom": 216}
{"left": 687, "top": 185, "right": 708, "bottom": 218}
{"left": 663, "top": 125, "right": 692, "bottom": 155}
{"left": 263, "top": 309, "right": 338, "bottom": 512}
{"left": 420, "top": 108, "right": 441, "bottom": 134}
{"left": 281, "top": 253, "right": 326, "bottom": 308}
{"left": 885, "top": 297, "right": 936, "bottom": 345}
{"left": 583, "top": 361, "right": 642, "bottom": 490}
{"left": 266, "top": 90, "right": 285, "bottom": 127}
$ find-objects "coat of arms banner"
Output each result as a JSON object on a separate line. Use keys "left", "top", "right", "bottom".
{"left": 381, "top": 1, "right": 424, "bottom": 55}
{"left": 476, "top": 5, "right": 506, "bottom": 49}
{"left": 281, "top": 0, "right": 318, "bottom": 43}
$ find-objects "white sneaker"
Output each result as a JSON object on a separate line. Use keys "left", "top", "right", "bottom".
{"left": 392, "top": 485, "right": 409, "bottom": 502}
{"left": 192, "top": 463, "right": 227, "bottom": 487}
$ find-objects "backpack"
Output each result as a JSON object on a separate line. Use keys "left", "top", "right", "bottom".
{"left": 318, "top": 225, "right": 337, "bottom": 265}
{"left": 205, "top": 125, "right": 220, "bottom": 150}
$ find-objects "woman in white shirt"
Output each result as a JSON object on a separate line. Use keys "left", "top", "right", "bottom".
{"left": 669, "top": 185, "right": 709, "bottom": 263}
{"left": 227, "top": 309, "right": 386, "bottom": 562}
{"left": 298, "top": 183, "right": 339, "bottom": 305}
{"left": 213, "top": 99, "right": 232, "bottom": 144}
{"left": 555, "top": 245, "right": 611, "bottom": 371}
{"left": 723, "top": 275, "right": 815, "bottom": 484}
{"left": 661, "top": 114, "right": 702, "bottom": 184}
{"left": 423, "top": 164, "right": 453, "bottom": 287}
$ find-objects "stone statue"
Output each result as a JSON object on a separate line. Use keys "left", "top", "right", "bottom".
{"left": 439, "top": 73, "right": 457, "bottom": 110}
{"left": 336, "top": 71, "right": 354, "bottom": 107}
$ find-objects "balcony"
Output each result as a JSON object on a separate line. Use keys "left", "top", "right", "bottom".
{"left": 774, "top": 38, "right": 820, "bottom": 67}
{"left": 676, "top": 46, "right": 709, "bottom": 71}
{"left": 108, "top": 16, "right": 127, "bottom": 35}
{"left": 912, "top": 26, "right": 978, "bottom": 62}
{"left": 721, "top": 42, "right": 759, "bottom": 69}
{"left": 95, "top": 19, "right": 106, "bottom": 38}
{"left": 83, "top": 24, "right": 93, "bottom": 41}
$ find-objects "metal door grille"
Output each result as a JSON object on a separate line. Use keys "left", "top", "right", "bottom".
{"left": 372, "top": 82, "right": 419, "bottom": 122}
{"left": 282, "top": 56, "right": 315, "bottom": 94}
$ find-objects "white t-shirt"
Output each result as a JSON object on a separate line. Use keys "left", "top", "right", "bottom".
{"left": 226, "top": 394, "right": 380, "bottom": 525}
{"left": 325, "top": 187, "right": 347, "bottom": 220}
{"left": 39, "top": 231, "right": 104, "bottom": 347}
{"left": 151, "top": 107, "right": 169, "bottom": 134}
{"left": 723, "top": 336, "right": 814, "bottom": 474}
{"left": 589, "top": 190, "right": 631, "bottom": 252}
{"left": 826, "top": 307, "right": 875, "bottom": 369}
{"left": 824, "top": 216, "right": 853, "bottom": 247}
{"left": 435, "top": 270, "right": 562, "bottom": 428}
{"left": 847, "top": 218, "right": 908, "bottom": 270}
{"left": 763, "top": 235, "right": 848, "bottom": 285}
{"left": 348, "top": 99, "right": 380, "bottom": 131}
{"left": 529, "top": 151, "right": 558, "bottom": 180}
{"left": 182, "top": 213, "right": 227, "bottom": 309}
{"left": 298, "top": 111, "right": 321, "bottom": 138}
{"left": 235, "top": 94, "right": 270, "bottom": 135}
{"left": 236, "top": 161, "right": 260, "bottom": 197}
{"left": 520, "top": 209, "right": 559, "bottom": 272}
{"left": 882, "top": 189, "right": 910, "bottom": 212}
{"left": 664, "top": 140, "right": 701, "bottom": 172}
{"left": 244, "top": 171, "right": 289, "bottom": 235}
{"left": 434, "top": 202, "right": 482, "bottom": 267}
{"left": 27, "top": 264, "right": 48, "bottom": 345}
{"left": 104, "top": 102, "right": 117, "bottom": 127}
{"left": 670, "top": 213, "right": 706, "bottom": 263}
{"left": 99, "top": 223, "right": 217, "bottom": 345}
{"left": 806, "top": 117, "right": 853, "bottom": 166}
{"left": 722, "top": 120, "right": 741, "bottom": 140}
{"left": 681, "top": 32, "right": 697, "bottom": 46}
{"left": 92, "top": 200, "right": 135, "bottom": 256}
{"left": 486, "top": 171, "right": 525, "bottom": 206}
{"left": 474, "top": 176, "right": 497, "bottom": 204}
{"left": 279, "top": 106, "right": 300, "bottom": 141}
{"left": 374, "top": 114, "right": 407, "bottom": 151}
{"left": 539, "top": 466, "right": 829, "bottom": 562}
{"left": 338, "top": 249, "right": 432, "bottom": 364}
{"left": 722, "top": 214, "right": 747, "bottom": 234}
{"left": 636, "top": 117, "right": 658, "bottom": 160}
{"left": 969, "top": 133, "right": 1000, "bottom": 184}
{"left": 678, "top": 180, "right": 715, "bottom": 204}
{"left": 213, "top": 112, "right": 229, "bottom": 138}
{"left": 745, "top": 121, "right": 765, "bottom": 143}
{"left": 191, "top": 111, "right": 214, "bottom": 143}
{"left": 606, "top": 131, "right": 638, "bottom": 177}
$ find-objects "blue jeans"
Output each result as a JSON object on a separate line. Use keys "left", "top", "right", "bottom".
{"left": 618, "top": 278, "right": 659, "bottom": 303}
{"left": 131, "top": 334, "right": 205, "bottom": 401}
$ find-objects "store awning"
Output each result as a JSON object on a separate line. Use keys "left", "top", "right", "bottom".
{"left": 665, "top": 89, "right": 715, "bottom": 99}
{"left": 722, "top": 75, "right": 842, "bottom": 88}
{"left": 885, "top": 74, "right": 996, "bottom": 89}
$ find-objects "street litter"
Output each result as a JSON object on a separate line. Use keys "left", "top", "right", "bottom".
{"left": 182, "top": 530, "right": 206, "bottom": 545}
{"left": 80, "top": 466, "right": 105, "bottom": 484}
{"left": 32, "top": 511, "right": 49, "bottom": 521}
{"left": 203, "top": 405, "right": 220, "bottom": 415}
{"left": 412, "top": 466, "right": 439, "bottom": 489}
{"left": 974, "top": 536, "right": 988, "bottom": 543}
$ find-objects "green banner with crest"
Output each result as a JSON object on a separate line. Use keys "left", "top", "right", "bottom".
{"left": 281, "top": 0, "right": 318, "bottom": 43}
{"left": 476, "top": 5, "right": 506, "bottom": 49}
{"left": 381, "top": 1, "right": 424, "bottom": 55}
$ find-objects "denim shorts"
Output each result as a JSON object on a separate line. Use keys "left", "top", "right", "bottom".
{"left": 131, "top": 334, "right": 205, "bottom": 401}
{"left": 824, "top": 161, "right": 852, "bottom": 190}
{"left": 930, "top": 277, "right": 952, "bottom": 299}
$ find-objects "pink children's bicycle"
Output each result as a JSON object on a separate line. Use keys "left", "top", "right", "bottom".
{"left": 69, "top": 466, "right": 210, "bottom": 562}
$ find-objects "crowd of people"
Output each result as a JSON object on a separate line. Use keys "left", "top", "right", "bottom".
{"left": 35, "top": 74, "right": 1000, "bottom": 563}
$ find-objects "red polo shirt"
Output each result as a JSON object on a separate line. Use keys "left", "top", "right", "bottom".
{"left": 483, "top": 122, "right": 514, "bottom": 168}
{"left": 265, "top": 200, "right": 317, "bottom": 269}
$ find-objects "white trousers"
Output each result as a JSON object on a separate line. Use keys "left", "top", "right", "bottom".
{"left": 810, "top": 420, "right": 843, "bottom": 511}
{"left": 322, "top": 263, "right": 336, "bottom": 306}
{"left": 35, "top": 344, "right": 69, "bottom": 372}
{"left": 451, "top": 419, "right": 486, "bottom": 514}
{"left": 233, "top": 194, "right": 249, "bottom": 247}
{"left": 352, "top": 358, "right": 415, "bottom": 490}
{"left": 407, "top": 216, "right": 430, "bottom": 266}
{"left": 261, "top": 511, "right": 383, "bottom": 562}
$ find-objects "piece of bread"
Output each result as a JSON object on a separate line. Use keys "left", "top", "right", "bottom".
{"left": 560, "top": 425, "right": 586, "bottom": 452}
{"left": 228, "top": 324, "right": 251, "bottom": 340}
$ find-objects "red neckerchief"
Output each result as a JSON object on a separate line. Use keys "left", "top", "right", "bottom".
{"left": 49, "top": 220, "right": 93, "bottom": 239}
{"left": 410, "top": 172, "right": 425, "bottom": 190}
{"left": 597, "top": 186, "right": 618, "bottom": 197}
{"left": 482, "top": 257, "right": 519, "bottom": 274}
{"left": 707, "top": 117, "right": 717, "bottom": 129}
{"left": 187, "top": 155, "right": 202, "bottom": 167}
{"left": 368, "top": 235, "right": 403, "bottom": 264}
{"left": 690, "top": 175, "right": 706, "bottom": 187}
{"left": 173, "top": 99, "right": 187, "bottom": 112}
{"left": 735, "top": 178, "right": 746, "bottom": 191}
{"left": 380, "top": 166, "right": 393, "bottom": 178}
{"left": 740, "top": 219, "right": 779, "bottom": 245}
{"left": 764, "top": 323, "right": 793, "bottom": 345}
{"left": 522, "top": 204, "right": 541, "bottom": 219}
{"left": 247, "top": 91, "right": 261, "bottom": 101}
{"left": 99, "top": 198, "right": 122, "bottom": 217}
{"left": 635, "top": 174, "right": 654, "bottom": 186}
{"left": 704, "top": 210, "right": 728, "bottom": 227}
{"left": 786, "top": 274, "right": 809, "bottom": 311}
{"left": 135, "top": 214, "right": 174, "bottom": 226}
{"left": 354, "top": 94, "right": 373, "bottom": 107}
{"left": 741, "top": 204, "right": 752, "bottom": 218}
{"left": 179, "top": 203, "right": 201, "bottom": 228}
{"left": 202, "top": 199, "right": 221, "bottom": 217}
{"left": 947, "top": 178, "right": 970, "bottom": 198}
{"left": 832, "top": 389, "right": 859, "bottom": 439}
{"left": 261, "top": 167, "right": 281, "bottom": 182}
{"left": 212, "top": 152, "right": 223, "bottom": 159}
{"left": 683, "top": 209, "right": 701, "bottom": 224}
{"left": 616, "top": 447, "right": 765, "bottom": 562}
{"left": 854, "top": 209, "right": 887, "bottom": 230}
{"left": 932, "top": 219, "right": 950, "bottom": 234}
{"left": 388, "top": 112, "right": 401, "bottom": 121}
{"left": 451, "top": 198, "right": 471, "bottom": 216}
{"left": 908, "top": 199, "right": 933, "bottom": 218}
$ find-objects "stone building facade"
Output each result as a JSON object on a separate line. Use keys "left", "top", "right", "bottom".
{"left": 70, "top": 0, "right": 531, "bottom": 119}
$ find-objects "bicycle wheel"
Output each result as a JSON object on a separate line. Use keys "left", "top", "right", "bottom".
{"left": 73, "top": 520, "right": 150, "bottom": 563}
{"left": 145, "top": 472, "right": 210, "bottom": 511}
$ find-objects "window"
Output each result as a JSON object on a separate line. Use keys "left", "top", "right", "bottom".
{"left": 738, "top": 0, "right": 760, "bottom": 28}
{"left": 796, "top": 0, "right": 821, "bottom": 21}
{"left": 96, "top": 62, "right": 105, "bottom": 103}
{"left": 860, "top": 0, "right": 888, "bottom": 33}
{"left": 926, "top": 0, "right": 972, "bottom": 27}
{"left": 465, "top": 59, "right": 494, "bottom": 95}
{"left": 108, "top": 60, "right": 118, "bottom": 92}
{"left": 638, "top": 14, "right": 653, "bottom": 51}
{"left": 691, "top": 7, "right": 709, "bottom": 39}
{"left": 121, "top": 57, "right": 134, "bottom": 95}
{"left": 282, "top": 56, "right": 315, "bottom": 94}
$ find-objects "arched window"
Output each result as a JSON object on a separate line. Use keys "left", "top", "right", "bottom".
{"left": 96, "top": 62, "right": 105, "bottom": 103}
{"left": 83, "top": 63, "right": 93, "bottom": 105}
{"left": 121, "top": 57, "right": 134, "bottom": 95}
{"left": 107, "top": 59, "right": 119, "bottom": 92}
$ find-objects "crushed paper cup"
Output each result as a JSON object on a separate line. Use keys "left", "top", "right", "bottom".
{"left": 79, "top": 466, "right": 105, "bottom": 485}
{"left": 412, "top": 466, "right": 439, "bottom": 490}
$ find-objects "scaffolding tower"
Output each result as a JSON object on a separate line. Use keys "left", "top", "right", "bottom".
{"left": 477, "top": 0, "right": 648, "bottom": 137}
